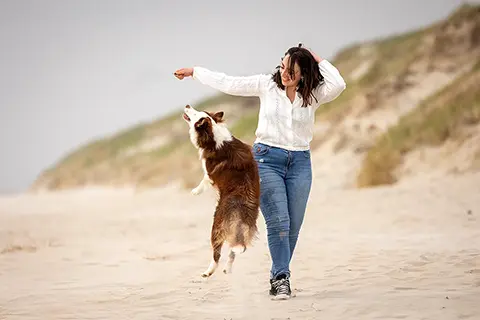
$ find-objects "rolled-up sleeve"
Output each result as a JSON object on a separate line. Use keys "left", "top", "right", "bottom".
{"left": 314, "top": 60, "right": 347, "bottom": 105}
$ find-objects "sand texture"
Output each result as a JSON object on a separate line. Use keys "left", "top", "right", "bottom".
{"left": 1, "top": 172, "right": 480, "bottom": 319}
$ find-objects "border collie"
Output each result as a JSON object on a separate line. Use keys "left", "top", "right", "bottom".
{"left": 182, "top": 104, "right": 260, "bottom": 277}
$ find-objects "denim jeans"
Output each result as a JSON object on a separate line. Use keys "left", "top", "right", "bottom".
{"left": 252, "top": 142, "right": 312, "bottom": 279}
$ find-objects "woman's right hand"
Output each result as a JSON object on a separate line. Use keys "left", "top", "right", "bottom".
{"left": 173, "top": 67, "right": 194, "bottom": 80}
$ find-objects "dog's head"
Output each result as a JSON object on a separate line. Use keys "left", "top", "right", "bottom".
{"left": 183, "top": 105, "right": 231, "bottom": 149}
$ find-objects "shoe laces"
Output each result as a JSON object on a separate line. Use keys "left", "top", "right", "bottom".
{"left": 272, "top": 277, "right": 290, "bottom": 295}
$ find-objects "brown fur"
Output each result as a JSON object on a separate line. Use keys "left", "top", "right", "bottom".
{"left": 185, "top": 106, "right": 260, "bottom": 277}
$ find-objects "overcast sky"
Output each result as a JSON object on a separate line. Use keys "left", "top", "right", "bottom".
{"left": 0, "top": 0, "right": 472, "bottom": 194}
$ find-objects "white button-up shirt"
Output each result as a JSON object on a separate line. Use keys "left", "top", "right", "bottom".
{"left": 193, "top": 59, "right": 346, "bottom": 151}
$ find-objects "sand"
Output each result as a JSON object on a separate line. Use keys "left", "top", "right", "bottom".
{"left": 1, "top": 171, "right": 480, "bottom": 320}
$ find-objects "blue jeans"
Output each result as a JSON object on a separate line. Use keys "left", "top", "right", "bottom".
{"left": 252, "top": 142, "right": 312, "bottom": 279}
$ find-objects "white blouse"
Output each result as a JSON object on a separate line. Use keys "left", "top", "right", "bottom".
{"left": 192, "top": 59, "right": 346, "bottom": 151}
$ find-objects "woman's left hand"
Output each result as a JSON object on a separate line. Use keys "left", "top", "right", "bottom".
{"left": 304, "top": 46, "right": 323, "bottom": 63}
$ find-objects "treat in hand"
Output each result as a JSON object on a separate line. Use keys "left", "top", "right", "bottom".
{"left": 173, "top": 68, "right": 194, "bottom": 80}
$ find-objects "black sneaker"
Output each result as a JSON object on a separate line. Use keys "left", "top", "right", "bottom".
{"left": 269, "top": 274, "right": 291, "bottom": 300}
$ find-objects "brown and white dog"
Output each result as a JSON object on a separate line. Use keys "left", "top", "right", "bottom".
{"left": 182, "top": 104, "right": 260, "bottom": 277}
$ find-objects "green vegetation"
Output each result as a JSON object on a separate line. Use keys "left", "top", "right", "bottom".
{"left": 359, "top": 28, "right": 428, "bottom": 87}
{"left": 357, "top": 64, "right": 480, "bottom": 188}
{"left": 315, "top": 82, "right": 360, "bottom": 122}
{"left": 230, "top": 110, "right": 259, "bottom": 142}
{"left": 314, "top": 18, "right": 429, "bottom": 123}
{"left": 31, "top": 4, "right": 480, "bottom": 191}
{"left": 31, "top": 92, "right": 260, "bottom": 190}
{"left": 145, "top": 142, "right": 180, "bottom": 159}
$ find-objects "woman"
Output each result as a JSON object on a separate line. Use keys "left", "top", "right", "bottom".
{"left": 174, "top": 44, "right": 346, "bottom": 300}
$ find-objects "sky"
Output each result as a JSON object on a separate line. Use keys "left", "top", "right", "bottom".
{"left": 0, "top": 0, "right": 473, "bottom": 194}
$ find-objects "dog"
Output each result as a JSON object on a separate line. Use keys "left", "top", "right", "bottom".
{"left": 182, "top": 104, "right": 260, "bottom": 277}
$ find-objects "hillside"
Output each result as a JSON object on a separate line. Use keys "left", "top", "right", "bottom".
{"left": 31, "top": 4, "right": 480, "bottom": 192}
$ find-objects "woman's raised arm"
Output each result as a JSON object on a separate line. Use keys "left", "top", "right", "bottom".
{"left": 174, "top": 67, "right": 270, "bottom": 97}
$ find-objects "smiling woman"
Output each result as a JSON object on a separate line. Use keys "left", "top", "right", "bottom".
{"left": 273, "top": 45, "right": 325, "bottom": 107}
{"left": 174, "top": 43, "right": 346, "bottom": 300}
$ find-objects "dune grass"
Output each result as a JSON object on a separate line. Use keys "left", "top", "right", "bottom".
{"left": 229, "top": 110, "right": 259, "bottom": 142}
{"left": 315, "top": 82, "right": 361, "bottom": 122}
{"left": 39, "top": 20, "right": 431, "bottom": 188}
{"left": 32, "top": 4, "right": 480, "bottom": 191}
{"left": 313, "top": 24, "right": 429, "bottom": 124}
{"left": 358, "top": 28, "right": 428, "bottom": 87}
{"left": 356, "top": 65, "right": 480, "bottom": 188}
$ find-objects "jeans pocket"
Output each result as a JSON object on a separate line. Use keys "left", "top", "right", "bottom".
{"left": 253, "top": 143, "right": 270, "bottom": 156}
{"left": 302, "top": 150, "right": 311, "bottom": 159}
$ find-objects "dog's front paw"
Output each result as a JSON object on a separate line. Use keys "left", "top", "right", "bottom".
{"left": 191, "top": 186, "right": 203, "bottom": 195}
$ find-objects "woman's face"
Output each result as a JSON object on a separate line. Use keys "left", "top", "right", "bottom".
{"left": 280, "top": 54, "right": 301, "bottom": 88}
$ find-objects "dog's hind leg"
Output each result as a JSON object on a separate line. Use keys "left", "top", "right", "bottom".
{"left": 222, "top": 249, "right": 235, "bottom": 274}
{"left": 201, "top": 240, "right": 223, "bottom": 278}
{"left": 201, "top": 218, "right": 224, "bottom": 278}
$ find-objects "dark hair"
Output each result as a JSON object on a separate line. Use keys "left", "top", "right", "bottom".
{"left": 272, "top": 44, "right": 324, "bottom": 108}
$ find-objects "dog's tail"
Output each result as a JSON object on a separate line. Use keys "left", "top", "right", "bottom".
{"left": 230, "top": 223, "right": 246, "bottom": 254}
{"left": 230, "top": 244, "right": 247, "bottom": 254}
{"left": 228, "top": 221, "right": 256, "bottom": 254}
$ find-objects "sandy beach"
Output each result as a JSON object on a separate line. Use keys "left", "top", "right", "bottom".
{"left": 1, "top": 170, "right": 479, "bottom": 319}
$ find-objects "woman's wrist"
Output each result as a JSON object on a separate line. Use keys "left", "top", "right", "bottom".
{"left": 305, "top": 47, "right": 323, "bottom": 63}
{"left": 313, "top": 53, "right": 323, "bottom": 63}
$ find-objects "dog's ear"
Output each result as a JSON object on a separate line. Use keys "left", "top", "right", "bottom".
{"left": 212, "top": 111, "right": 224, "bottom": 123}
{"left": 195, "top": 117, "right": 209, "bottom": 129}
